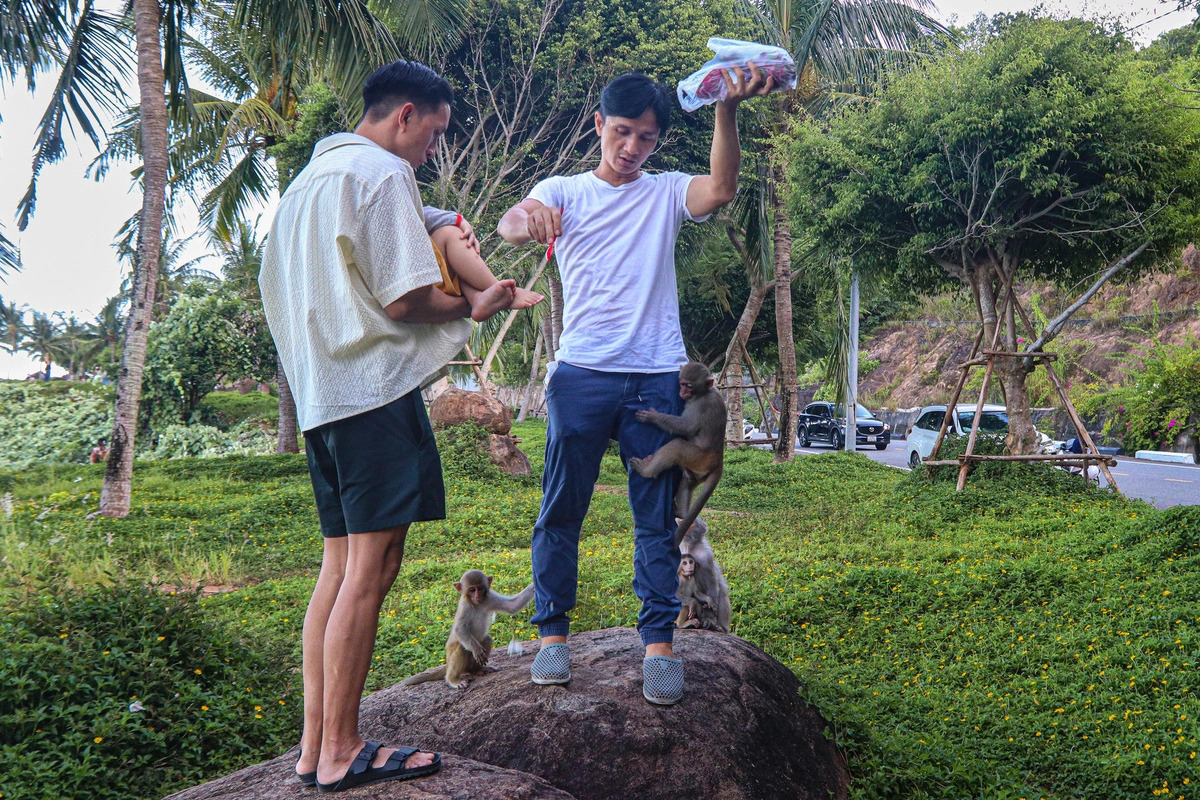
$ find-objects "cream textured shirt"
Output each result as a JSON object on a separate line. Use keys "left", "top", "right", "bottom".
{"left": 261, "top": 133, "right": 471, "bottom": 431}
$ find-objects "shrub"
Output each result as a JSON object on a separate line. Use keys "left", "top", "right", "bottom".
{"left": 0, "top": 382, "right": 114, "bottom": 469}
{"left": 193, "top": 391, "right": 279, "bottom": 429}
{"left": 147, "top": 422, "right": 275, "bottom": 460}
{"left": 0, "top": 583, "right": 297, "bottom": 800}
{"left": 435, "top": 421, "right": 500, "bottom": 481}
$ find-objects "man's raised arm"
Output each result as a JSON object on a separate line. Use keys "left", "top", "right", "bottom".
{"left": 685, "top": 63, "right": 775, "bottom": 220}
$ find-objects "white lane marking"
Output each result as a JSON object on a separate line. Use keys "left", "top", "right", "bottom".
{"left": 1110, "top": 472, "right": 1130, "bottom": 477}
{"left": 1164, "top": 478, "right": 1193, "bottom": 483}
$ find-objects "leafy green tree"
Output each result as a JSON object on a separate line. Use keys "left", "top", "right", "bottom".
{"left": 787, "top": 16, "right": 1200, "bottom": 452}
{"left": 141, "top": 284, "right": 275, "bottom": 430}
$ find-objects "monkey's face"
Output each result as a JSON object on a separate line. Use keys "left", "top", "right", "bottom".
{"left": 678, "top": 363, "right": 712, "bottom": 399}
{"left": 465, "top": 581, "right": 489, "bottom": 606}
{"left": 679, "top": 556, "right": 695, "bottom": 578}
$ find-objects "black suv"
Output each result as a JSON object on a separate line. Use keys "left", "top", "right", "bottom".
{"left": 798, "top": 402, "right": 891, "bottom": 450}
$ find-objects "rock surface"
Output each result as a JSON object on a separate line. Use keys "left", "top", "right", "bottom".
{"left": 488, "top": 433, "right": 532, "bottom": 476}
{"left": 162, "top": 753, "right": 576, "bottom": 800}
{"left": 429, "top": 388, "right": 511, "bottom": 435}
{"left": 363, "top": 627, "right": 849, "bottom": 800}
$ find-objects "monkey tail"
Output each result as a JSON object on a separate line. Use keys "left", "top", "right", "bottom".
{"left": 674, "top": 470, "right": 722, "bottom": 547}
{"left": 401, "top": 665, "right": 447, "bottom": 686}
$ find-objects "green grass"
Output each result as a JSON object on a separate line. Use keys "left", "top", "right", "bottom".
{"left": 1, "top": 419, "right": 1197, "bottom": 800}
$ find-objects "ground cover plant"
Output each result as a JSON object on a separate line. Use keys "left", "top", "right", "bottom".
{"left": 0, "top": 420, "right": 1196, "bottom": 799}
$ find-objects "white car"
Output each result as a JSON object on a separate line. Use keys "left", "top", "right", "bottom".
{"left": 906, "top": 403, "right": 1046, "bottom": 469}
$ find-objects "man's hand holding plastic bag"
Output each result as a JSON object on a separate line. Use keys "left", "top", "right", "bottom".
{"left": 678, "top": 37, "right": 797, "bottom": 112}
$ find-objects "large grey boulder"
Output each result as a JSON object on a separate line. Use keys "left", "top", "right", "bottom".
{"left": 161, "top": 753, "right": 576, "bottom": 800}
{"left": 363, "top": 627, "right": 848, "bottom": 800}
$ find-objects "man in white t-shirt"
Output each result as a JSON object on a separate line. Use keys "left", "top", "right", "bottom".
{"left": 497, "top": 68, "right": 772, "bottom": 705}
{"left": 261, "top": 60, "right": 516, "bottom": 793}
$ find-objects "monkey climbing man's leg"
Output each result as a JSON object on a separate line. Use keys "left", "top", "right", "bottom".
{"left": 629, "top": 438, "right": 708, "bottom": 479}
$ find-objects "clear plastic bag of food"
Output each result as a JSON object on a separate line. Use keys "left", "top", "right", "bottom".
{"left": 677, "top": 37, "right": 797, "bottom": 112}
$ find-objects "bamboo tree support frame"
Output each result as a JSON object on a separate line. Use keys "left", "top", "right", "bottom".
{"left": 718, "top": 335, "right": 778, "bottom": 446}
{"left": 924, "top": 272, "right": 1120, "bottom": 495}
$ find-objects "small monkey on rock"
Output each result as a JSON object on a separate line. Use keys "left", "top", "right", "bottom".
{"left": 402, "top": 570, "right": 534, "bottom": 689}
{"left": 676, "top": 517, "right": 731, "bottom": 633}
{"left": 629, "top": 361, "right": 726, "bottom": 546}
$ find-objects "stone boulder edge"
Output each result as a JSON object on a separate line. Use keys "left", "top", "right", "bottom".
{"left": 362, "top": 627, "right": 849, "bottom": 800}
{"left": 488, "top": 433, "right": 532, "bottom": 476}
{"left": 429, "top": 388, "right": 511, "bottom": 435}
{"left": 161, "top": 752, "right": 576, "bottom": 800}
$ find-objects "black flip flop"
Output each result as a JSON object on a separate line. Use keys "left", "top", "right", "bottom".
{"left": 315, "top": 740, "right": 442, "bottom": 794}
{"left": 297, "top": 750, "right": 316, "bottom": 787}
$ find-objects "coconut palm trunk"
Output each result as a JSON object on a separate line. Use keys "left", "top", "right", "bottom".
{"left": 770, "top": 165, "right": 798, "bottom": 463}
{"left": 276, "top": 355, "right": 299, "bottom": 453}
{"left": 100, "top": 0, "right": 167, "bottom": 517}
{"left": 516, "top": 328, "right": 544, "bottom": 423}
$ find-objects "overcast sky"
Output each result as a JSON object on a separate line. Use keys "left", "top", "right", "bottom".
{"left": 0, "top": 0, "right": 1194, "bottom": 377}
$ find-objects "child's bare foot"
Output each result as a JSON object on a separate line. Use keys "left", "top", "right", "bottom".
{"left": 512, "top": 288, "right": 545, "bottom": 309}
{"left": 472, "top": 280, "right": 517, "bottom": 321}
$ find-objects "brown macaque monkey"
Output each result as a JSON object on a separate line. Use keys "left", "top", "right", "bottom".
{"left": 402, "top": 570, "right": 534, "bottom": 689}
{"left": 675, "top": 517, "right": 732, "bottom": 632}
{"left": 629, "top": 361, "right": 726, "bottom": 546}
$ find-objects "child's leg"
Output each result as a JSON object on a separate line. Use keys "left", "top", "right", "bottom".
{"left": 431, "top": 227, "right": 544, "bottom": 314}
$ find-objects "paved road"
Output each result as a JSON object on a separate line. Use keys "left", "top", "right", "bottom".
{"left": 781, "top": 437, "right": 1200, "bottom": 509}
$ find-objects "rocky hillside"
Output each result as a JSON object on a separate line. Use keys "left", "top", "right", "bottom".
{"left": 857, "top": 254, "right": 1200, "bottom": 412}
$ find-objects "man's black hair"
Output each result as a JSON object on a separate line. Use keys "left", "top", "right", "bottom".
{"left": 362, "top": 59, "right": 454, "bottom": 121}
{"left": 599, "top": 73, "right": 672, "bottom": 132}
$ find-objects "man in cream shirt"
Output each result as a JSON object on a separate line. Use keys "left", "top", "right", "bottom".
{"left": 261, "top": 60, "right": 515, "bottom": 794}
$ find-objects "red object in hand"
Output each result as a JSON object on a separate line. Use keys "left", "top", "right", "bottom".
{"left": 545, "top": 207, "right": 564, "bottom": 262}
{"left": 455, "top": 213, "right": 463, "bottom": 228}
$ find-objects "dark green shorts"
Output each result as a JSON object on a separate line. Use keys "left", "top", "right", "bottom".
{"left": 304, "top": 390, "right": 446, "bottom": 537}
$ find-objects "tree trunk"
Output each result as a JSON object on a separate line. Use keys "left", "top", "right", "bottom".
{"left": 516, "top": 329, "right": 543, "bottom": 423}
{"left": 547, "top": 271, "right": 563, "bottom": 353}
{"left": 722, "top": 279, "right": 776, "bottom": 444}
{"left": 770, "top": 166, "right": 797, "bottom": 463}
{"left": 276, "top": 355, "right": 299, "bottom": 454}
{"left": 968, "top": 265, "right": 1037, "bottom": 454}
{"left": 100, "top": 0, "right": 167, "bottom": 518}
{"left": 541, "top": 313, "right": 556, "bottom": 364}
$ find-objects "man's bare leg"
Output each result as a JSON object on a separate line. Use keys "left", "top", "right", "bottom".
{"left": 315, "top": 525, "right": 436, "bottom": 785}
{"left": 296, "top": 537, "right": 348, "bottom": 779}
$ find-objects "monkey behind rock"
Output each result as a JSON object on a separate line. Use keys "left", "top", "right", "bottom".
{"left": 676, "top": 517, "right": 731, "bottom": 633}
{"left": 629, "top": 361, "right": 726, "bottom": 546}
{"left": 402, "top": 569, "right": 534, "bottom": 689}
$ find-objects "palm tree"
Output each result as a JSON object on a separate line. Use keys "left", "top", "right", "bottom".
{"left": 20, "top": 311, "right": 63, "bottom": 378}
{"left": 88, "top": 295, "right": 126, "bottom": 371}
{"left": 0, "top": 296, "right": 28, "bottom": 354}
{"left": 735, "top": 0, "right": 943, "bottom": 462}
{"left": 53, "top": 312, "right": 94, "bottom": 377}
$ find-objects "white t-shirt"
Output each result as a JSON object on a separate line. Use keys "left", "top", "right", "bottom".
{"left": 260, "top": 133, "right": 471, "bottom": 431}
{"left": 528, "top": 171, "right": 709, "bottom": 373}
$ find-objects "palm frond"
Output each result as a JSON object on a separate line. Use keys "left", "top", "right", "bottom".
{"left": 16, "top": 0, "right": 130, "bottom": 230}
{"left": 0, "top": 0, "right": 73, "bottom": 88}
{"left": 0, "top": 225, "right": 19, "bottom": 274}
{"left": 200, "top": 149, "right": 276, "bottom": 241}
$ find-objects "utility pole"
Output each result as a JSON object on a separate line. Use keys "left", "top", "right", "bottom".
{"left": 844, "top": 269, "right": 859, "bottom": 453}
